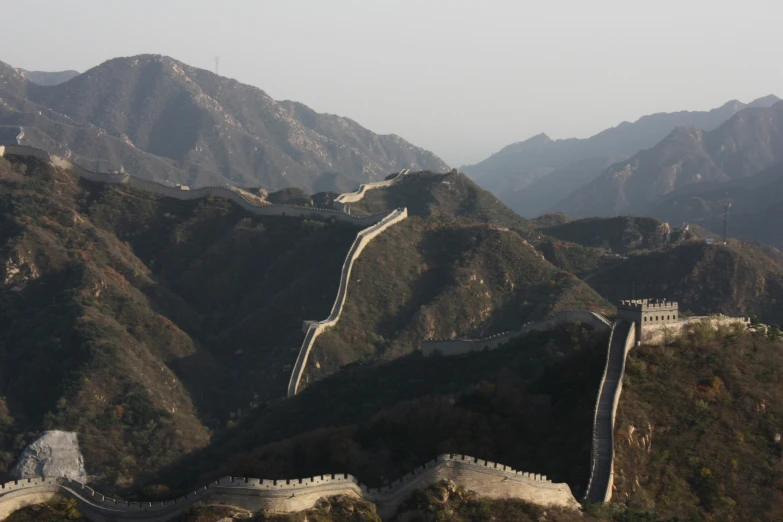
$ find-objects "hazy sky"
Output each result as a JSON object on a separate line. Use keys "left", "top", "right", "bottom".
{"left": 2, "top": 0, "right": 781, "bottom": 165}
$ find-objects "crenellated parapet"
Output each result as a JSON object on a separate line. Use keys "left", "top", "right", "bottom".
{"left": 0, "top": 454, "right": 578, "bottom": 521}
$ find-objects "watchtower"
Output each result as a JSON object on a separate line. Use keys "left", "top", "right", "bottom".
{"left": 617, "top": 299, "right": 679, "bottom": 342}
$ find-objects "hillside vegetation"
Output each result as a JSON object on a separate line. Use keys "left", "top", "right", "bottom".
{"left": 0, "top": 154, "right": 355, "bottom": 487}
{"left": 612, "top": 323, "right": 783, "bottom": 521}
{"left": 161, "top": 324, "right": 608, "bottom": 500}
{"left": 587, "top": 240, "right": 783, "bottom": 325}
{"left": 302, "top": 216, "right": 611, "bottom": 389}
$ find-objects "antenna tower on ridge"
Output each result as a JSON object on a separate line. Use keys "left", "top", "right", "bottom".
{"left": 723, "top": 193, "right": 731, "bottom": 245}
{"left": 215, "top": 57, "right": 220, "bottom": 76}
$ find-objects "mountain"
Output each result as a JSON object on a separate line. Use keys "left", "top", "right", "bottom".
{"left": 0, "top": 153, "right": 361, "bottom": 484}
{"left": 16, "top": 68, "right": 80, "bottom": 86}
{"left": 644, "top": 161, "right": 783, "bottom": 249}
{"left": 0, "top": 55, "right": 449, "bottom": 191}
{"left": 552, "top": 102, "right": 783, "bottom": 218}
{"left": 300, "top": 217, "right": 611, "bottom": 390}
{"left": 462, "top": 96, "right": 781, "bottom": 217}
{"left": 586, "top": 240, "right": 783, "bottom": 325}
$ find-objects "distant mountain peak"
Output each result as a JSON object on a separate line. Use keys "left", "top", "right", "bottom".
{"left": 748, "top": 94, "right": 781, "bottom": 107}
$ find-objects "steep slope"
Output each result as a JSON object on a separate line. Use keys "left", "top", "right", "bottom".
{"left": 462, "top": 96, "right": 780, "bottom": 216}
{"left": 300, "top": 217, "right": 611, "bottom": 390}
{"left": 16, "top": 69, "right": 80, "bottom": 87}
{"left": 0, "top": 154, "right": 357, "bottom": 485}
{"left": 553, "top": 102, "right": 783, "bottom": 217}
{"left": 0, "top": 55, "right": 448, "bottom": 191}
{"left": 587, "top": 241, "right": 783, "bottom": 325}
{"left": 613, "top": 327, "right": 783, "bottom": 520}
{"left": 160, "top": 324, "right": 609, "bottom": 500}
{"left": 346, "top": 170, "right": 531, "bottom": 229}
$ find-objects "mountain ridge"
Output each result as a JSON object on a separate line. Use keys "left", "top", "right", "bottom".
{"left": 463, "top": 95, "right": 781, "bottom": 217}
{"left": 0, "top": 54, "right": 449, "bottom": 192}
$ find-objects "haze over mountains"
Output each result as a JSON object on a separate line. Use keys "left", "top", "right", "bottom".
{"left": 463, "top": 95, "right": 781, "bottom": 218}
{"left": 553, "top": 102, "right": 783, "bottom": 221}
{"left": 16, "top": 68, "right": 80, "bottom": 86}
{"left": 0, "top": 55, "right": 448, "bottom": 192}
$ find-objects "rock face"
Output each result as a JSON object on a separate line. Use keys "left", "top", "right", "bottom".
{"left": 13, "top": 431, "right": 87, "bottom": 481}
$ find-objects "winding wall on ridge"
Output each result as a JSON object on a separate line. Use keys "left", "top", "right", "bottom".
{"left": 0, "top": 454, "right": 578, "bottom": 521}
{"left": 287, "top": 207, "right": 408, "bottom": 396}
{"left": 0, "top": 145, "right": 394, "bottom": 225}
{"left": 332, "top": 168, "right": 411, "bottom": 208}
{"left": 421, "top": 310, "right": 612, "bottom": 356}
{"left": 585, "top": 320, "right": 635, "bottom": 503}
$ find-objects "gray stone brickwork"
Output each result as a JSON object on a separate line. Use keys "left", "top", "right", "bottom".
{"left": 0, "top": 455, "right": 578, "bottom": 521}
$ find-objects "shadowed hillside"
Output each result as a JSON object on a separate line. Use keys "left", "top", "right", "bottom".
{"left": 156, "top": 324, "right": 608, "bottom": 501}
{"left": 0, "top": 154, "right": 356, "bottom": 487}
{"left": 586, "top": 241, "right": 783, "bottom": 325}
{"left": 301, "top": 217, "right": 611, "bottom": 389}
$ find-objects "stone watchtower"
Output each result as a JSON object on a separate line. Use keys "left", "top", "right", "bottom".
{"left": 617, "top": 299, "right": 679, "bottom": 342}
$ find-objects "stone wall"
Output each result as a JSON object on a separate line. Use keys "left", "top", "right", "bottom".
{"left": 585, "top": 320, "right": 636, "bottom": 503}
{"left": 287, "top": 208, "right": 409, "bottom": 396}
{"left": 0, "top": 145, "right": 395, "bottom": 226}
{"left": 421, "top": 310, "right": 612, "bottom": 357}
{"left": 0, "top": 454, "right": 578, "bottom": 521}
{"left": 333, "top": 169, "right": 410, "bottom": 207}
{"left": 641, "top": 315, "right": 750, "bottom": 345}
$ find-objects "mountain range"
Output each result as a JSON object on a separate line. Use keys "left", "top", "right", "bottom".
{"left": 463, "top": 95, "right": 781, "bottom": 218}
{"left": 552, "top": 102, "right": 783, "bottom": 222}
{"left": 0, "top": 55, "right": 448, "bottom": 192}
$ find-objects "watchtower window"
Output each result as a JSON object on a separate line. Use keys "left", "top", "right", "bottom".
{"left": 667, "top": 315, "right": 670, "bottom": 320}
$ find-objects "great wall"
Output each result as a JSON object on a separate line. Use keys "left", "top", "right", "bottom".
{"left": 0, "top": 140, "right": 758, "bottom": 517}
{"left": 421, "top": 310, "right": 612, "bottom": 356}
{"left": 286, "top": 207, "right": 408, "bottom": 396}
{"left": 0, "top": 455, "right": 578, "bottom": 521}
{"left": 0, "top": 143, "right": 397, "bottom": 225}
{"left": 0, "top": 141, "right": 412, "bottom": 400}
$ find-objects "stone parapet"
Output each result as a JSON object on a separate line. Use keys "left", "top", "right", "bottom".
{"left": 0, "top": 454, "right": 578, "bottom": 521}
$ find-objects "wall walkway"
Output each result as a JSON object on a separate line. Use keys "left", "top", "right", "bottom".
{"left": 585, "top": 320, "right": 635, "bottom": 503}
{"left": 287, "top": 207, "right": 408, "bottom": 396}
{"left": 421, "top": 310, "right": 612, "bottom": 357}
{"left": 0, "top": 454, "right": 578, "bottom": 521}
{"left": 332, "top": 169, "right": 410, "bottom": 208}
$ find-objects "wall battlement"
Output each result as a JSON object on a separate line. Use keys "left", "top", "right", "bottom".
{"left": 618, "top": 299, "right": 678, "bottom": 312}
{"left": 0, "top": 454, "right": 578, "bottom": 521}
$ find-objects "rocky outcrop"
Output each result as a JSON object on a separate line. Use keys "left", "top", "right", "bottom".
{"left": 13, "top": 431, "right": 86, "bottom": 482}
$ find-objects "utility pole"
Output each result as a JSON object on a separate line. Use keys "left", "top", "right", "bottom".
{"left": 215, "top": 56, "right": 220, "bottom": 76}
{"left": 723, "top": 194, "right": 731, "bottom": 245}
